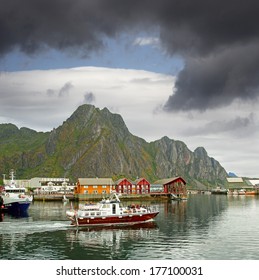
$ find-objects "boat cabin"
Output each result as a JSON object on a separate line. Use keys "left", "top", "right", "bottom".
{"left": 77, "top": 193, "right": 123, "bottom": 217}
{"left": 4, "top": 185, "right": 26, "bottom": 194}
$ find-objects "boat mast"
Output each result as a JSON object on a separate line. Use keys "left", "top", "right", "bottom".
{"left": 9, "top": 169, "right": 15, "bottom": 185}
{"left": 2, "top": 174, "right": 6, "bottom": 184}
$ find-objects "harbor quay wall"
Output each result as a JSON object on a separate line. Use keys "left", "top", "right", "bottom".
{"left": 33, "top": 192, "right": 170, "bottom": 201}
{"left": 33, "top": 193, "right": 75, "bottom": 201}
{"left": 75, "top": 193, "right": 170, "bottom": 201}
{"left": 33, "top": 192, "right": 174, "bottom": 201}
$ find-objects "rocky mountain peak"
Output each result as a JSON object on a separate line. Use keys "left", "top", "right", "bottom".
{"left": 194, "top": 147, "right": 208, "bottom": 158}
{"left": 0, "top": 104, "right": 228, "bottom": 187}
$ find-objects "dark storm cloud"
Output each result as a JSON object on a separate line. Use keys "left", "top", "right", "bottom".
{"left": 164, "top": 43, "right": 259, "bottom": 111}
{"left": 0, "top": 0, "right": 145, "bottom": 56}
{"left": 1, "top": 0, "right": 259, "bottom": 110}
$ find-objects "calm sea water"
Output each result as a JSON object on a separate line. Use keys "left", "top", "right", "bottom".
{"left": 0, "top": 194, "right": 259, "bottom": 260}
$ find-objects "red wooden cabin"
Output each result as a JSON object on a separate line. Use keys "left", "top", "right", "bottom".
{"left": 155, "top": 177, "right": 187, "bottom": 195}
{"left": 115, "top": 178, "right": 133, "bottom": 194}
{"left": 134, "top": 178, "right": 151, "bottom": 194}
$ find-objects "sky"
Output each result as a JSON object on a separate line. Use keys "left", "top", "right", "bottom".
{"left": 0, "top": 0, "right": 259, "bottom": 178}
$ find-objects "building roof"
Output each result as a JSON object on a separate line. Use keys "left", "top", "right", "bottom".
{"left": 154, "top": 177, "right": 186, "bottom": 185}
{"left": 115, "top": 178, "right": 133, "bottom": 185}
{"left": 227, "top": 177, "right": 244, "bottom": 183}
{"left": 248, "top": 179, "right": 259, "bottom": 186}
{"left": 78, "top": 178, "right": 114, "bottom": 186}
{"left": 134, "top": 178, "right": 150, "bottom": 185}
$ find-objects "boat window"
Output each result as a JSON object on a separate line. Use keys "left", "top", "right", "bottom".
{"left": 6, "top": 189, "right": 24, "bottom": 193}
{"left": 102, "top": 204, "right": 109, "bottom": 209}
{"left": 90, "top": 212, "right": 95, "bottom": 216}
{"left": 112, "top": 204, "right": 116, "bottom": 214}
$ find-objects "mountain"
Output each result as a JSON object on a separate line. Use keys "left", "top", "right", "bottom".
{"left": 228, "top": 172, "right": 238, "bottom": 177}
{"left": 0, "top": 104, "right": 228, "bottom": 188}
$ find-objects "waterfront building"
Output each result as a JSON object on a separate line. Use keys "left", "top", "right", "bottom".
{"left": 30, "top": 177, "right": 75, "bottom": 193}
{"left": 248, "top": 179, "right": 259, "bottom": 188}
{"left": 74, "top": 178, "right": 115, "bottom": 195}
{"left": 226, "top": 177, "right": 259, "bottom": 194}
{"left": 153, "top": 177, "right": 187, "bottom": 196}
{"left": 115, "top": 178, "right": 133, "bottom": 194}
{"left": 115, "top": 177, "right": 151, "bottom": 194}
{"left": 226, "top": 177, "right": 247, "bottom": 189}
{"left": 133, "top": 178, "right": 151, "bottom": 194}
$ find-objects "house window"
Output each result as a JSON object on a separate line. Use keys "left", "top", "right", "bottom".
{"left": 84, "top": 190, "right": 88, "bottom": 194}
{"left": 93, "top": 190, "right": 98, "bottom": 194}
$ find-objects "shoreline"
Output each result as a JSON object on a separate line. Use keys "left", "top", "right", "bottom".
{"left": 33, "top": 192, "right": 172, "bottom": 201}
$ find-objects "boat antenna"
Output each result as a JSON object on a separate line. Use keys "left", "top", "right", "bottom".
{"left": 9, "top": 169, "right": 15, "bottom": 184}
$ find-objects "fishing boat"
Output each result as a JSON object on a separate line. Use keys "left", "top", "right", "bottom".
{"left": 211, "top": 187, "right": 228, "bottom": 195}
{"left": 66, "top": 192, "right": 159, "bottom": 227}
{"left": 245, "top": 190, "right": 257, "bottom": 195}
{"left": 0, "top": 170, "right": 33, "bottom": 214}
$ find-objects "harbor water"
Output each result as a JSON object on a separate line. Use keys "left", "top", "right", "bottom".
{"left": 1, "top": 194, "right": 259, "bottom": 260}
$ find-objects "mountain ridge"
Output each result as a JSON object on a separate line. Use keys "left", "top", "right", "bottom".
{"left": 0, "top": 104, "right": 228, "bottom": 188}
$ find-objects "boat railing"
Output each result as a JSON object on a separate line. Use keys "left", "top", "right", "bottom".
{"left": 148, "top": 205, "right": 159, "bottom": 213}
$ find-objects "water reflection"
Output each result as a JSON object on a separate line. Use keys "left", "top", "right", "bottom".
{"left": 66, "top": 222, "right": 159, "bottom": 259}
{"left": 1, "top": 195, "right": 259, "bottom": 259}
{"left": 0, "top": 210, "right": 29, "bottom": 222}
{"left": 157, "top": 194, "right": 228, "bottom": 234}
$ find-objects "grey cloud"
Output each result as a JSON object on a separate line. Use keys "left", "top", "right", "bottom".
{"left": 46, "top": 89, "right": 55, "bottom": 97}
{"left": 83, "top": 91, "right": 95, "bottom": 104}
{"left": 59, "top": 82, "right": 73, "bottom": 97}
{"left": 1, "top": 0, "right": 259, "bottom": 110}
{"left": 184, "top": 113, "right": 255, "bottom": 136}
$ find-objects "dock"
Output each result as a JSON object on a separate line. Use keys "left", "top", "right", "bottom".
{"left": 33, "top": 193, "right": 75, "bottom": 201}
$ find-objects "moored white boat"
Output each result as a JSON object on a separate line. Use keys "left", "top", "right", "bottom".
{"left": 211, "top": 187, "right": 228, "bottom": 195}
{"left": 0, "top": 170, "right": 33, "bottom": 214}
{"left": 228, "top": 189, "right": 247, "bottom": 195}
{"left": 238, "top": 189, "right": 246, "bottom": 195}
{"left": 66, "top": 192, "right": 159, "bottom": 227}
